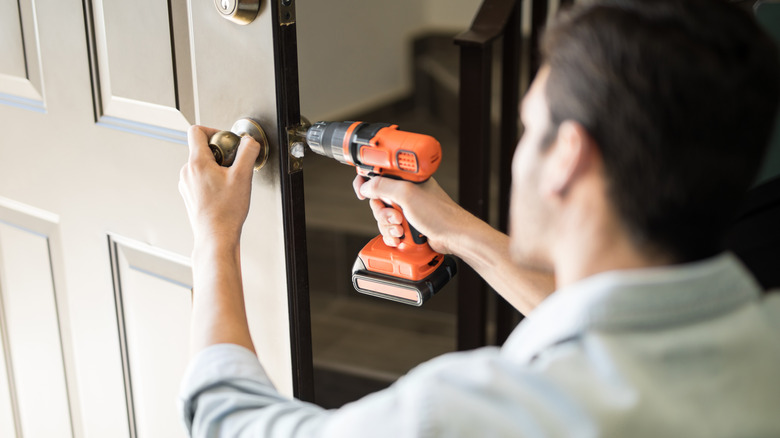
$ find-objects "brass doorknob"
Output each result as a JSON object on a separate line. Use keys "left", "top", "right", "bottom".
{"left": 208, "top": 118, "right": 270, "bottom": 170}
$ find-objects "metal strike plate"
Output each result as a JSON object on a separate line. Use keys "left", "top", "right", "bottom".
{"left": 215, "top": 0, "right": 260, "bottom": 25}
{"left": 208, "top": 118, "right": 270, "bottom": 170}
{"left": 286, "top": 116, "right": 310, "bottom": 173}
{"left": 279, "top": 0, "right": 296, "bottom": 26}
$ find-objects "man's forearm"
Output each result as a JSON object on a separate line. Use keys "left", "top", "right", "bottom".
{"left": 190, "top": 238, "right": 255, "bottom": 355}
{"left": 454, "top": 215, "right": 555, "bottom": 315}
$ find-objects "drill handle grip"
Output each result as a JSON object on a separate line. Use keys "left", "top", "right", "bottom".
{"left": 387, "top": 203, "right": 428, "bottom": 246}
{"left": 406, "top": 215, "right": 428, "bottom": 245}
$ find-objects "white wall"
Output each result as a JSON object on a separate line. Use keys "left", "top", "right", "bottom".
{"left": 297, "top": 0, "right": 482, "bottom": 121}
{"left": 424, "top": 0, "right": 482, "bottom": 30}
{"left": 296, "top": 0, "right": 424, "bottom": 120}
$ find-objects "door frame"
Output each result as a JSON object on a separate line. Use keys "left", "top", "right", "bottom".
{"left": 270, "top": 0, "right": 314, "bottom": 401}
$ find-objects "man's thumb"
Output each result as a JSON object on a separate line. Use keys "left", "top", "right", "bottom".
{"left": 234, "top": 135, "right": 260, "bottom": 170}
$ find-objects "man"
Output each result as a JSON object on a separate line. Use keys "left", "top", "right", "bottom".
{"left": 178, "top": 0, "right": 780, "bottom": 436}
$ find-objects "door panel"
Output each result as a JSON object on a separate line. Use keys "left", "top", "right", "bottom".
{"left": 0, "top": 0, "right": 26, "bottom": 78}
{"left": 109, "top": 235, "right": 192, "bottom": 438}
{"left": 0, "top": 0, "right": 303, "bottom": 436}
{"left": 0, "top": 0, "right": 44, "bottom": 110}
{"left": 87, "top": 0, "right": 192, "bottom": 138}
{"left": 99, "top": 1, "right": 178, "bottom": 107}
{"left": 0, "top": 198, "right": 72, "bottom": 438}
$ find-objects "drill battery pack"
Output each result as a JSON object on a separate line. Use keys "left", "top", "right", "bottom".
{"left": 351, "top": 235, "right": 458, "bottom": 306}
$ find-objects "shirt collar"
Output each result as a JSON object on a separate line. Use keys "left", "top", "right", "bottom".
{"left": 502, "top": 253, "right": 762, "bottom": 364}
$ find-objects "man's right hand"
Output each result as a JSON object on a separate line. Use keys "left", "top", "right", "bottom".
{"left": 354, "top": 174, "right": 556, "bottom": 315}
{"left": 353, "top": 176, "right": 473, "bottom": 256}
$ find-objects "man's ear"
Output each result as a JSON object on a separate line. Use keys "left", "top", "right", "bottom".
{"left": 541, "top": 121, "right": 597, "bottom": 199}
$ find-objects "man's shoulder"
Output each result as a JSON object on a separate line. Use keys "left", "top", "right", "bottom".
{"left": 763, "top": 289, "right": 780, "bottom": 309}
{"left": 384, "top": 301, "right": 780, "bottom": 436}
{"left": 758, "top": 290, "right": 780, "bottom": 331}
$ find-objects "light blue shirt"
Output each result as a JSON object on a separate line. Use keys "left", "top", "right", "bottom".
{"left": 179, "top": 253, "right": 780, "bottom": 437}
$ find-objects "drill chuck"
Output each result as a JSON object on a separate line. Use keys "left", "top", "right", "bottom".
{"left": 306, "top": 121, "right": 396, "bottom": 167}
{"left": 305, "top": 121, "right": 354, "bottom": 165}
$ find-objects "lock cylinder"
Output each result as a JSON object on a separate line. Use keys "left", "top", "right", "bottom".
{"left": 214, "top": 0, "right": 260, "bottom": 25}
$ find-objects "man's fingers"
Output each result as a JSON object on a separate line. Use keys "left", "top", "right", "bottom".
{"left": 368, "top": 199, "right": 403, "bottom": 225}
{"left": 386, "top": 225, "right": 403, "bottom": 237}
{"left": 197, "top": 125, "right": 221, "bottom": 138}
{"left": 382, "top": 234, "right": 400, "bottom": 247}
{"left": 359, "top": 176, "right": 404, "bottom": 202}
{"left": 367, "top": 198, "right": 404, "bottom": 245}
{"left": 361, "top": 176, "right": 423, "bottom": 248}
{"left": 353, "top": 175, "right": 368, "bottom": 200}
{"left": 368, "top": 199, "right": 386, "bottom": 221}
{"left": 358, "top": 177, "right": 379, "bottom": 199}
{"left": 386, "top": 210, "right": 402, "bottom": 225}
{"left": 233, "top": 136, "right": 260, "bottom": 174}
{"left": 188, "top": 125, "right": 218, "bottom": 166}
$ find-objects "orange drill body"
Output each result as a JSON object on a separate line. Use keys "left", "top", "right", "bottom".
{"left": 306, "top": 121, "right": 457, "bottom": 306}
{"left": 352, "top": 124, "right": 442, "bottom": 182}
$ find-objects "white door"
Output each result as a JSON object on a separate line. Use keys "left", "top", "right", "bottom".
{"left": 0, "top": 0, "right": 308, "bottom": 437}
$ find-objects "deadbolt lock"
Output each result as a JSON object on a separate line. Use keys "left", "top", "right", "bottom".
{"left": 214, "top": 0, "right": 260, "bottom": 25}
{"left": 209, "top": 118, "right": 270, "bottom": 170}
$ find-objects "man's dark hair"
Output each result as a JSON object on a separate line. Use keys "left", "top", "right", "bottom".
{"left": 541, "top": 0, "right": 780, "bottom": 262}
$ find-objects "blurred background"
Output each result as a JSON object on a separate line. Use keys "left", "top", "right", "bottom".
{"left": 294, "top": 0, "right": 780, "bottom": 408}
{"left": 297, "top": 0, "right": 482, "bottom": 407}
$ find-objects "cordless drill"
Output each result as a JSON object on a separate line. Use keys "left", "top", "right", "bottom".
{"left": 305, "top": 121, "right": 457, "bottom": 306}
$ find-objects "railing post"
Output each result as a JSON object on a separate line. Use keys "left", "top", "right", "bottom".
{"left": 456, "top": 43, "right": 492, "bottom": 350}
{"left": 455, "top": 0, "right": 518, "bottom": 351}
{"left": 495, "top": 0, "right": 523, "bottom": 345}
{"left": 456, "top": 0, "right": 572, "bottom": 349}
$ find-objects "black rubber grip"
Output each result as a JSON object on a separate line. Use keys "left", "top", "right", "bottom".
{"left": 408, "top": 221, "right": 428, "bottom": 245}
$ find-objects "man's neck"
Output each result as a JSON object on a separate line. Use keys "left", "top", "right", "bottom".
{"left": 552, "top": 208, "right": 674, "bottom": 289}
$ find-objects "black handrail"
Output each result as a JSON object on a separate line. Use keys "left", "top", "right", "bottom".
{"left": 456, "top": 0, "right": 519, "bottom": 46}
{"left": 454, "top": 0, "right": 555, "bottom": 350}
